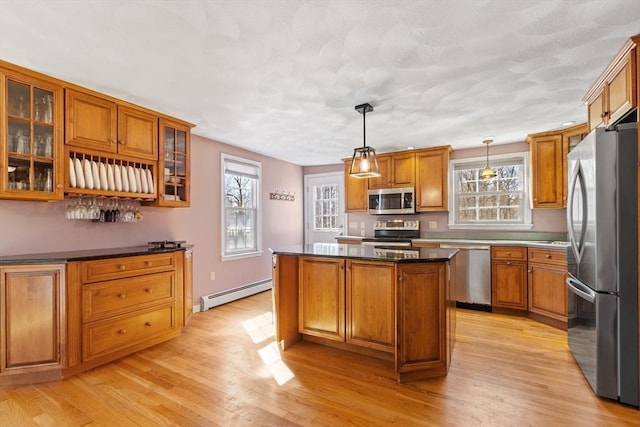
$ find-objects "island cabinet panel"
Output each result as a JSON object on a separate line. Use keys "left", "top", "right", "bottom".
{"left": 298, "top": 257, "right": 345, "bottom": 341}
{"left": 346, "top": 260, "right": 396, "bottom": 353}
{"left": 0, "top": 264, "right": 65, "bottom": 386}
{"left": 396, "top": 263, "right": 447, "bottom": 380}
{"left": 272, "top": 254, "right": 300, "bottom": 350}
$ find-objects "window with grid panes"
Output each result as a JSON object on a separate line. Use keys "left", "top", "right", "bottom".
{"left": 313, "top": 184, "right": 339, "bottom": 231}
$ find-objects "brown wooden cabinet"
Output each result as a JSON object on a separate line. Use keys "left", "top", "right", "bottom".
{"left": 183, "top": 248, "right": 193, "bottom": 325}
{"left": 528, "top": 123, "right": 588, "bottom": 208}
{"left": 491, "top": 246, "right": 527, "bottom": 311}
{"left": 298, "top": 257, "right": 345, "bottom": 342}
{"left": 65, "top": 252, "right": 183, "bottom": 376}
{"left": 397, "top": 262, "right": 448, "bottom": 381}
{"left": 527, "top": 248, "right": 568, "bottom": 324}
{"left": 65, "top": 89, "right": 158, "bottom": 161}
{"left": 584, "top": 36, "right": 638, "bottom": 130}
{"left": 0, "top": 64, "right": 64, "bottom": 201}
{"left": 344, "top": 159, "right": 368, "bottom": 212}
{"left": 415, "top": 146, "right": 451, "bottom": 212}
{"left": 346, "top": 260, "right": 396, "bottom": 353}
{"left": 369, "top": 152, "right": 415, "bottom": 189}
{"left": 0, "top": 264, "right": 65, "bottom": 386}
{"left": 156, "top": 118, "right": 191, "bottom": 206}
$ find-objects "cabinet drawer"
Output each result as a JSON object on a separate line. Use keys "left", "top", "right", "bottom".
{"left": 527, "top": 248, "right": 566, "bottom": 265}
{"left": 81, "top": 253, "right": 176, "bottom": 283}
{"left": 83, "top": 304, "right": 176, "bottom": 361}
{"left": 83, "top": 271, "right": 176, "bottom": 322}
{"left": 491, "top": 246, "right": 527, "bottom": 260}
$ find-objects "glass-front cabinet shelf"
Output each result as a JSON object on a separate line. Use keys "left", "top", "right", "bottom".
{"left": 1, "top": 68, "right": 63, "bottom": 201}
{"left": 157, "top": 118, "right": 190, "bottom": 207}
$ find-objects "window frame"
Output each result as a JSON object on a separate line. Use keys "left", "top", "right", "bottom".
{"left": 221, "top": 153, "right": 263, "bottom": 261}
{"left": 448, "top": 152, "right": 532, "bottom": 230}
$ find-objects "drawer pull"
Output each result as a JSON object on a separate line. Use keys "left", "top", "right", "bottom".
{"left": 506, "top": 261, "right": 511, "bottom": 265}
{"left": 145, "top": 288, "right": 153, "bottom": 294}
{"left": 545, "top": 254, "right": 551, "bottom": 258}
{"left": 118, "top": 293, "right": 127, "bottom": 299}
{"left": 118, "top": 329, "right": 127, "bottom": 335}
{"left": 145, "top": 261, "right": 152, "bottom": 267}
{"left": 145, "top": 322, "right": 153, "bottom": 327}
{"left": 118, "top": 264, "right": 126, "bottom": 271}
{"left": 506, "top": 252, "right": 511, "bottom": 255}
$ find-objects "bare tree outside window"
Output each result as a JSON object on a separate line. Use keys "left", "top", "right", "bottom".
{"left": 452, "top": 155, "right": 528, "bottom": 226}
{"left": 313, "top": 184, "right": 339, "bottom": 231}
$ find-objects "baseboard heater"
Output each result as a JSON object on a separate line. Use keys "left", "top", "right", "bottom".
{"left": 200, "top": 279, "right": 272, "bottom": 311}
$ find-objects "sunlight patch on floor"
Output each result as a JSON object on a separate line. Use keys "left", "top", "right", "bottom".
{"left": 241, "top": 311, "right": 275, "bottom": 344}
{"left": 257, "top": 341, "right": 295, "bottom": 386}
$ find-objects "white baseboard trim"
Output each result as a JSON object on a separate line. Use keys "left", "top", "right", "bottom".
{"left": 199, "top": 278, "right": 272, "bottom": 311}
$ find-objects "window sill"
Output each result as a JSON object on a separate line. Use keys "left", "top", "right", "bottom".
{"left": 221, "top": 250, "right": 264, "bottom": 262}
{"left": 448, "top": 223, "right": 534, "bottom": 231}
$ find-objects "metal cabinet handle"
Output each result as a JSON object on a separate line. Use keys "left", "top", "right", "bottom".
{"left": 145, "top": 261, "right": 152, "bottom": 267}
{"left": 118, "top": 293, "right": 126, "bottom": 299}
{"left": 545, "top": 254, "right": 551, "bottom": 258}
{"left": 118, "top": 329, "right": 127, "bottom": 335}
{"left": 118, "top": 264, "right": 126, "bottom": 270}
{"left": 145, "top": 288, "right": 152, "bottom": 294}
{"left": 145, "top": 322, "right": 152, "bottom": 327}
{"left": 506, "top": 261, "right": 511, "bottom": 265}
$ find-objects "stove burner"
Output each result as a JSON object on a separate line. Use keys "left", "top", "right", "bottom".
{"left": 148, "top": 240, "right": 186, "bottom": 249}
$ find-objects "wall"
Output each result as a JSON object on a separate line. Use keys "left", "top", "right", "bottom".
{"left": 315, "top": 142, "right": 567, "bottom": 237}
{"left": 0, "top": 134, "right": 304, "bottom": 306}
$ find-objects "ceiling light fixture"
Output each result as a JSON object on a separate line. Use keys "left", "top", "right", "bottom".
{"left": 349, "top": 103, "right": 380, "bottom": 178}
{"left": 480, "top": 136, "right": 497, "bottom": 180}
{"left": 561, "top": 120, "right": 576, "bottom": 127}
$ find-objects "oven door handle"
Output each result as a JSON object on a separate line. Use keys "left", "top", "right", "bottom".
{"left": 566, "top": 275, "right": 596, "bottom": 303}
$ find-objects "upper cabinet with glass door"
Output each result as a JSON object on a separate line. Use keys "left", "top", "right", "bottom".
{"left": 1, "top": 66, "right": 64, "bottom": 201}
{"left": 156, "top": 118, "right": 191, "bottom": 207}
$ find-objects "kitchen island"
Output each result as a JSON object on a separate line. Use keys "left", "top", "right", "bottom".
{"left": 271, "top": 243, "right": 458, "bottom": 383}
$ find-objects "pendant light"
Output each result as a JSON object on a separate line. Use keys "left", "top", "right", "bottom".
{"left": 480, "top": 136, "right": 497, "bottom": 179}
{"left": 349, "top": 103, "right": 380, "bottom": 178}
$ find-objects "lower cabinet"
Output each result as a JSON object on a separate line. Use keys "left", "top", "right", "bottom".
{"left": 298, "top": 257, "right": 345, "bottom": 341}
{"left": 65, "top": 251, "right": 184, "bottom": 376}
{"left": 491, "top": 246, "right": 527, "bottom": 311}
{"left": 0, "top": 264, "right": 65, "bottom": 386}
{"left": 346, "top": 260, "right": 396, "bottom": 353}
{"left": 528, "top": 248, "right": 568, "bottom": 323}
{"left": 183, "top": 248, "right": 193, "bottom": 325}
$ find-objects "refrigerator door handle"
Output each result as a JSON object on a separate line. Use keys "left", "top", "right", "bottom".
{"left": 567, "top": 275, "right": 596, "bottom": 303}
{"left": 567, "top": 164, "right": 587, "bottom": 264}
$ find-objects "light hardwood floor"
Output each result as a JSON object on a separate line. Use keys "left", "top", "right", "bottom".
{"left": 1, "top": 290, "right": 638, "bottom": 426}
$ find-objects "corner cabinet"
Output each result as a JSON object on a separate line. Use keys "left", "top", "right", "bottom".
{"left": 0, "top": 66, "right": 64, "bottom": 201}
{"left": 344, "top": 159, "right": 368, "bottom": 212}
{"left": 584, "top": 36, "right": 638, "bottom": 130}
{"left": 156, "top": 118, "right": 191, "bottom": 206}
{"left": 0, "top": 264, "right": 66, "bottom": 386}
{"left": 528, "top": 123, "right": 588, "bottom": 208}
{"left": 415, "top": 146, "right": 451, "bottom": 212}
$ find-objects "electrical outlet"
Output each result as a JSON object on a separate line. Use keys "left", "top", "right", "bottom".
{"left": 209, "top": 272, "right": 216, "bottom": 281}
{"left": 429, "top": 221, "right": 438, "bottom": 229}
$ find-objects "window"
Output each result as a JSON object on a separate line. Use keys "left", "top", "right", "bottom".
{"left": 449, "top": 153, "right": 531, "bottom": 230}
{"left": 222, "top": 154, "right": 262, "bottom": 260}
{"left": 313, "top": 184, "right": 339, "bottom": 231}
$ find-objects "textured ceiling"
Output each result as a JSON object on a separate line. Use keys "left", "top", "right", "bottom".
{"left": 1, "top": 1, "right": 639, "bottom": 166}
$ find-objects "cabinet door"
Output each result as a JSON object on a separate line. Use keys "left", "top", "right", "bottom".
{"left": 157, "top": 118, "right": 190, "bottom": 206}
{"left": 183, "top": 249, "right": 193, "bottom": 325}
{"left": 415, "top": 147, "right": 450, "bottom": 212}
{"left": 390, "top": 152, "right": 415, "bottom": 188}
{"left": 368, "top": 154, "right": 392, "bottom": 189}
{"left": 587, "top": 90, "right": 605, "bottom": 130}
{"left": 491, "top": 260, "right": 527, "bottom": 310}
{"left": 65, "top": 89, "right": 117, "bottom": 153}
{"left": 530, "top": 133, "right": 564, "bottom": 208}
{"left": 117, "top": 105, "right": 158, "bottom": 160}
{"left": 0, "top": 264, "right": 65, "bottom": 378}
{"left": 606, "top": 53, "right": 635, "bottom": 125}
{"left": 397, "top": 263, "right": 447, "bottom": 376}
{"left": 298, "top": 257, "right": 345, "bottom": 341}
{"left": 346, "top": 260, "right": 395, "bottom": 353}
{"left": 1, "top": 70, "right": 64, "bottom": 201}
{"left": 528, "top": 263, "right": 567, "bottom": 321}
{"left": 344, "top": 159, "right": 368, "bottom": 212}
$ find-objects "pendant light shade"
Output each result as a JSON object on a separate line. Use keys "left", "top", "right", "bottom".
{"left": 480, "top": 136, "right": 497, "bottom": 179}
{"left": 349, "top": 103, "right": 380, "bottom": 178}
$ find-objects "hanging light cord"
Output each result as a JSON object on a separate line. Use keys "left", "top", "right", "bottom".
{"left": 362, "top": 108, "right": 367, "bottom": 149}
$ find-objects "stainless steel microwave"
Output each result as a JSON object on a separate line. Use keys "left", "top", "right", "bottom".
{"left": 368, "top": 187, "right": 415, "bottom": 215}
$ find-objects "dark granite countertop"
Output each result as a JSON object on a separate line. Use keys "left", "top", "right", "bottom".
{"left": 0, "top": 244, "right": 193, "bottom": 265}
{"left": 271, "top": 243, "right": 457, "bottom": 263}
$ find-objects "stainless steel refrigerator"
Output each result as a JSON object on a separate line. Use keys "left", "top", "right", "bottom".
{"left": 566, "top": 121, "right": 639, "bottom": 406}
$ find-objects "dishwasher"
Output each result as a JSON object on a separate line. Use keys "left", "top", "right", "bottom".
{"left": 439, "top": 243, "right": 491, "bottom": 311}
